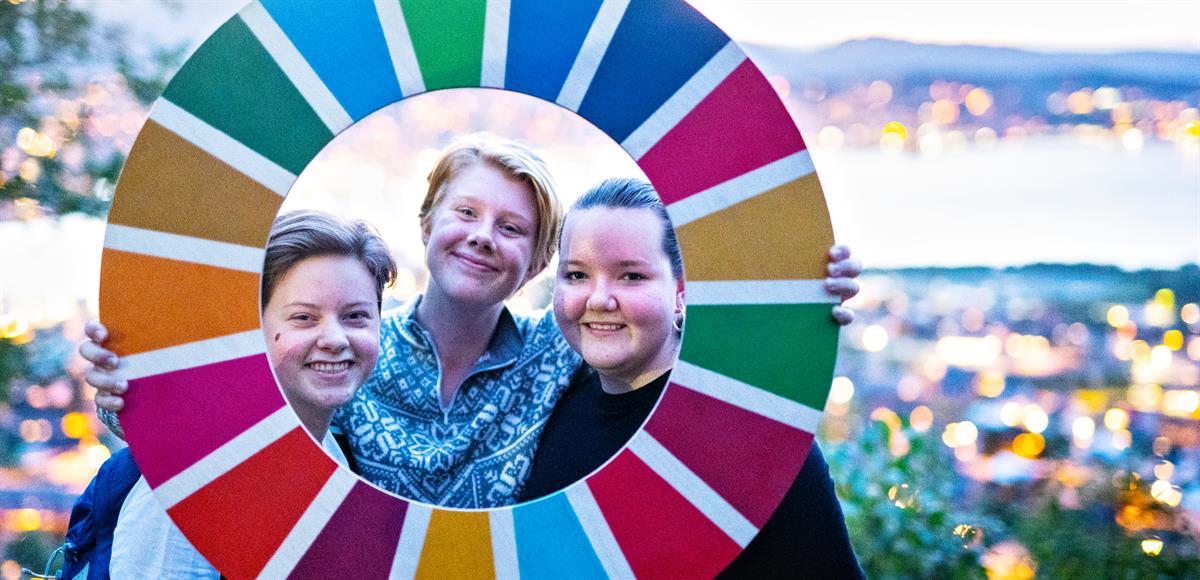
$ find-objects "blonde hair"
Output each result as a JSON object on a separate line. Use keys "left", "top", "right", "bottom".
{"left": 418, "top": 132, "right": 562, "bottom": 277}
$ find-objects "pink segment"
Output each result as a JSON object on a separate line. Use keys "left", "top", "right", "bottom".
{"left": 589, "top": 451, "right": 742, "bottom": 578}
{"left": 291, "top": 482, "right": 409, "bottom": 576}
{"left": 644, "top": 383, "right": 813, "bottom": 528}
{"left": 637, "top": 60, "right": 806, "bottom": 205}
{"left": 123, "top": 353, "right": 287, "bottom": 487}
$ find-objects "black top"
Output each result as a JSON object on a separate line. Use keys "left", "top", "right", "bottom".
{"left": 520, "top": 366, "right": 864, "bottom": 578}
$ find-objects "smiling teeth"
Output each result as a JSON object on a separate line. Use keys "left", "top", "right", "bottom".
{"left": 587, "top": 323, "right": 623, "bottom": 330}
{"left": 310, "top": 361, "right": 351, "bottom": 372}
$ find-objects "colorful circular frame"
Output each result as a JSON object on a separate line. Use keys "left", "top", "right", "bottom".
{"left": 100, "top": 0, "right": 840, "bottom": 577}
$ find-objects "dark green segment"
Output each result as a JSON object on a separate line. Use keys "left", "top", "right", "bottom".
{"left": 399, "top": 0, "right": 486, "bottom": 90}
{"left": 680, "top": 303, "right": 839, "bottom": 410}
{"left": 162, "top": 17, "right": 333, "bottom": 176}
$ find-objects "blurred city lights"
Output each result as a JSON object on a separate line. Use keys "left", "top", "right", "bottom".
{"left": 862, "top": 324, "right": 889, "bottom": 352}
{"left": 1141, "top": 536, "right": 1163, "bottom": 557}
{"left": 910, "top": 405, "right": 934, "bottom": 432}
{"left": 1106, "top": 305, "right": 1130, "bottom": 328}
{"left": 1104, "top": 408, "right": 1130, "bottom": 431}
{"left": 1012, "top": 433, "right": 1045, "bottom": 458}
{"left": 1162, "top": 329, "right": 1184, "bottom": 351}
{"left": 1071, "top": 416, "right": 1095, "bottom": 440}
{"left": 1000, "top": 401, "right": 1023, "bottom": 427}
{"left": 1022, "top": 404, "right": 1049, "bottom": 433}
{"left": 1181, "top": 302, "right": 1199, "bottom": 324}
{"left": 829, "top": 376, "right": 855, "bottom": 404}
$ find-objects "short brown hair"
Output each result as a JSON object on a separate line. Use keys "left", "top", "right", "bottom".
{"left": 262, "top": 210, "right": 397, "bottom": 309}
{"left": 418, "top": 132, "right": 562, "bottom": 277}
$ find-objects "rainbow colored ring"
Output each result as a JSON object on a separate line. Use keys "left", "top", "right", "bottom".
{"left": 100, "top": 1, "right": 840, "bottom": 577}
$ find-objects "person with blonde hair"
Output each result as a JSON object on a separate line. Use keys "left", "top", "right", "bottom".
{"left": 82, "top": 133, "right": 861, "bottom": 509}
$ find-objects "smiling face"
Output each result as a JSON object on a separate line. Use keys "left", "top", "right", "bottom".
{"left": 262, "top": 254, "right": 381, "bottom": 432}
{"left": 423, "top": 162, "right": 540, "bottom": 308}
{"left": 554, "top": 207, "right": 682, "bottom": 390}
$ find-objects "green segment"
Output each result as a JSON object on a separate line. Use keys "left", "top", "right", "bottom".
{"left": 680, "top": 303, "right": 840, "bottom": 410}
{"left": 399, "top": 0, "right": 486, "bottom": 90}
{"left": 162, "top": 17, "right": 333, "bottom": 176}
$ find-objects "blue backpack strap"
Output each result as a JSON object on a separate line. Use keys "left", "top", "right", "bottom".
{"left": 61, "top": 447, "right": 142, "bottom": 580}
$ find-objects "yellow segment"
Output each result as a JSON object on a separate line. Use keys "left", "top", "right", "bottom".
{"left": 99, "top": 249, "right": 261, "bottom": 356}
{"left": 675, "top": 173, "right": 833, "bottom": 281}
{"left": 109, "top": 120, "right": 283, "bottom": 248}
{"left": 415, "top": 510, "right": 495, "bottom": 579}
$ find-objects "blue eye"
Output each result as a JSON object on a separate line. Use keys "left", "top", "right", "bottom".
{"left": 563, "top": 271, "right": 586, "bottom": 281}
{"left": 457, "top": 207, "right": 476, "bottom": 218}
{"left": 621, "top": 272, "right": 648, "bottom": 281}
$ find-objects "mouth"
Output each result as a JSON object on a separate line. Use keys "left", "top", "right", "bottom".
{"left": 452, "top": 251, "right": 498, "bottom": 273}
{"left": 306, "top": 361, "right": 354, "bottom": 374}
{"left": 583, "top": 322, "right": 626, "bottom": 332}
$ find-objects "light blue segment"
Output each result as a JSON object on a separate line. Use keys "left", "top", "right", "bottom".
{"left": 513, "top": 492, "right": 607, "bottom": 578}
{"left": 261, "top": 0, "right": 404, "bottom": 121}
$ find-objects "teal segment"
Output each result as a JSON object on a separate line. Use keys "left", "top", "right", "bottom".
{"left": 680, "top": 303, "right": 839, "bottom": 411}
{"left": 513, "top": 493, "right": 607, "bottom": 578}
{"left": 161, "top": 16, "right": 333, "bottom": 176}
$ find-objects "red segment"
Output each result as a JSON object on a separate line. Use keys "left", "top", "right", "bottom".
{"left": 644, "top": 384, "right": 813, "bottom": 528}
{"left": 638, "top": 60, "right": 806, "bottom": 205}
{"left": 123, "top": 354, "right": 286, "bottom": 487}
{"left": 589, "top": 451, "right": 742, "bottom": 578}
{"left": 290, "top": 482, "right": 409, "bottom": 577}
{"left": 166, "top": 428, "right": 337, "bottom": 579}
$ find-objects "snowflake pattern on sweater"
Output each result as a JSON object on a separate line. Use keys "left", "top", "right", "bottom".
{"left": 333, "top": 297, "right": 580, "bottom": 507}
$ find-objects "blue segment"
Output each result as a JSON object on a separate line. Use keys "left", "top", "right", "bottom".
{"left": 505, "top": 0, "right": 604, "bottom": 102}
{"left": 261, "top": 0, "right": 403, "bottom": 121}
{"left": 513, "top": 493, "right": 607, "bottom": 578}
{"left": 577, "top": 0, "right": 730, "bottom": 143}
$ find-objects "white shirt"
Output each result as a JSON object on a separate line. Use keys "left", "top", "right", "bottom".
{"left": 111, "top": 433, "right": 349, "bottom": 578}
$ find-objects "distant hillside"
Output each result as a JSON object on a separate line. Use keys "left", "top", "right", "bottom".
{"left": 870, "top": 263, "right": 1200, "bottom": 304}
{"left": 746, "top": 39, "right": 1200, "bottom": 100}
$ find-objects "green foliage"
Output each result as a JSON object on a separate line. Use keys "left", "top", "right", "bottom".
{"left": 0, "top": 0, "right": 182, "bottom": 219}
{"left": 827, "top": 421, "right": 995, "bottom": 579}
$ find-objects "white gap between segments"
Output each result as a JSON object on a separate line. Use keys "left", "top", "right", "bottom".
{"left": 154, "top": 406, "right": 298, "bottom": 510}
{"left": 565, "top": 484, "right": 635, "bottom": 579}
{"left": 257, "top": 468, "right": 357, "bottom": 579}
{"left": 389, "top": 503, "right": 433, "bottom": 579}
{"left": 120, "top": 330, "right": 265, "bottom": 382}
{"left": 375, "top": 0, "right": 427, "bottom": 96}
{"left": 671, "top": 361, "right": 823, "bottom": 433}
{"left": 556, "top": 0, "right": 630, "bottom": 112}
{"left": 667, "top": 149, "right": 815, "bottom": 228}
{"left": 489, "top": 509, "right": 519, "bottom": 580}
{"left": 239, "top": 3, "right": 354, "bottom": 134}
{"left": 149, "top": 99, "right": 296, "bottom": 197}
{"left": 104, "top": 224, "right": 265, "bottom": 274}
{"left": 626, "top": 432, "right": 758, "bottom": 548}
{"left": 481, "top": 0, "right": 511, "bottom": 88}
{"left": 621, "top": 42, "right": 745, "bottom": 160}
{"left": 686, "top": 280, "right": 840, "bottom": 306}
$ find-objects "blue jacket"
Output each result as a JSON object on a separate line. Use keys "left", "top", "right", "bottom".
{"left": 61, "top": 447, "right": 141, "bottom": 580}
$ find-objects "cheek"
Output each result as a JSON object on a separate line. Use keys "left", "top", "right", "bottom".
{"left": 348, "top": 327, "right": 380, "bottom": 364}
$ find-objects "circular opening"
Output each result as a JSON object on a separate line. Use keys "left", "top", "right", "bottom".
{"left": 272, "top": 87, "right": 679, "bottom": 508}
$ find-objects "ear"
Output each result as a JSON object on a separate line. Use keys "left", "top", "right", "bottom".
{"left": 420, "top": 219, "right": 431, "bottom": 246}
{"left": 675, "top": 285, "right": 686, "bottom": 315}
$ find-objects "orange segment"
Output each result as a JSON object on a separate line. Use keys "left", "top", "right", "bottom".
{"left": 100, "top": 249, "right": 261, "bottom": 356}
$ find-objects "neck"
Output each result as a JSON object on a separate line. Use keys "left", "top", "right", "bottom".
{"left": 597, "top": 340, "right": 680, "bottom": 395}
{"left": 291, "top": 402, "right": 333, "bottom": 441}
{"left": 415, "top": 287, "right": 505, "bottom": 402}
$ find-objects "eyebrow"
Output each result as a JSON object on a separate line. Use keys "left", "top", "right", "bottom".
{"left": 564, "top": 259, "right": 650, "bottom": 268}
{"left": 283, "top": 301, "right": 375, "bottom": 309}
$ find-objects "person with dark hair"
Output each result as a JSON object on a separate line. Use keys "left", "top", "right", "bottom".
{"left": 69, "top": 210, "right": 396, "bottom": 578}
{"left": 519, "top": 178, "right": 864, "bottom": 578}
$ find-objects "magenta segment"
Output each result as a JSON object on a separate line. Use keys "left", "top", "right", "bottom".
{"left": 290, "top": 482, "right": 409, "bottom": 576}
{"left": 589, "top": 450, "right": 743, "bottom": 578}
{"left": 637, "top": 60, "right": 806, "bottom": 205}
{"left": 643, "top": 383, "right": 813, "bottom": 528}
{"left": 123, "top": 353, "right": 287, "bottom": 487}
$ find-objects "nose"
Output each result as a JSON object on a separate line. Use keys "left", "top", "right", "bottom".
{"left": 315, "top": 321, "right": 349, "bottom": 352}
{"left": 466, "top": 219, "right": 495, "bottom": 252}
{"left": 586, "top": 280, "right": 618, "bottom": 312}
